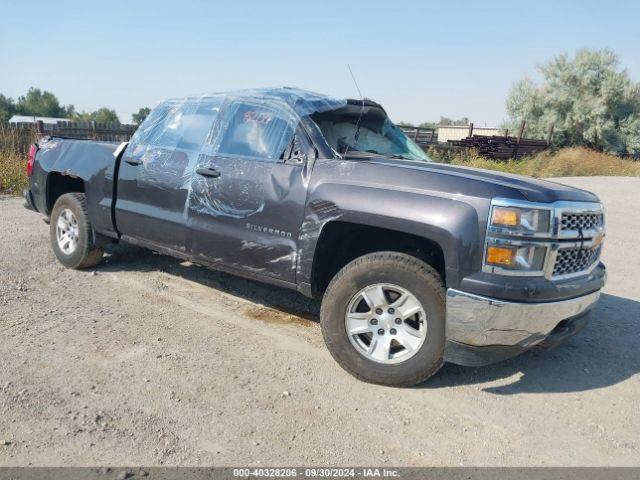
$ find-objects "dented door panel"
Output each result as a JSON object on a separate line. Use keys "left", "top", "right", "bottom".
{"left": 186, "top": 154, "right": 308, "bottom": 282}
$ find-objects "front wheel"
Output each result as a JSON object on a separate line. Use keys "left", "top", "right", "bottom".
{"left": 320, "top": 252, "right": 446, "bottom": 387}
{"left": 50, "top": 193, "right": 104, "bottom": 269}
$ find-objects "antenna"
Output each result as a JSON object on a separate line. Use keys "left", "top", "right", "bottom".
{"left": 347, "top": 64, "right": 363, "bottom": 100}
{"left": 346, "top": 64, "right": 366, "bottom": 146}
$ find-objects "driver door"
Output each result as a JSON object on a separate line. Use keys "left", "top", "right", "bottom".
{"left": 186, "top": 99, "right": 313, "bottom": 283}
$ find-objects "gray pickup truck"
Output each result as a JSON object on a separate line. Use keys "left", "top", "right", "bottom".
{"left": 24, "top": 87, "right": 606, "bottom": 386}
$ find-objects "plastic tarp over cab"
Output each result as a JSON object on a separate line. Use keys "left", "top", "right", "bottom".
{"left": 126, "top": 87, "right": 347, "bottom": 221}
{"left": 129, "top": 87, "right": 345, "bottom": 186}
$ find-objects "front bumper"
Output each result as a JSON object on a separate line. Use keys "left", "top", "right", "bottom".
{"left": 443, "top": 288, "right": 601, "bottom": 366}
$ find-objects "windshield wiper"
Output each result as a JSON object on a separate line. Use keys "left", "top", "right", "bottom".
{"left": 343, "top": 150, "right": 387, "bottom": 159}
{"left": 343, "top": 151, "right": 412, "bottom": 160}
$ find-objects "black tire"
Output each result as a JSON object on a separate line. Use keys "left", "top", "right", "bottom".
{"left": 320, "top": 252, "right": 446, "bottom": 387}
{"left": 50, "top": 193, "right": 104, "bottom": 269}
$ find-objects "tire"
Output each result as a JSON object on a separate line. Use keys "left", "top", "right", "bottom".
{"left": 320, "top": 252, "right": 446, "bottom": 387}
{"left": 50, "top": 193, "right": 104, "bottom": 269}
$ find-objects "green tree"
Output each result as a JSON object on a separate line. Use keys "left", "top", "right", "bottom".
{"left": 0, "top": 94, "right": 15, "bottom": 123}
{"left": 132, "top": 107, "right": 151, "bottom": 124}
{"left": 438, "top": 116, "right": 469, "bottom": 126}
{"left": 505, "top": 49, "right": 640, "bottom": 154}
{"left": 14, "top": 87, "right": 71, "bottom": 118}
{"left": 72, "top": 108, "right": 120, "bottom": 124}
{"left": 92, "top": 108, "right": 119, "bottom": 124}
{"left": 397, "top": 121, "right": 438, "bottom": 129}
{"left": 71, "top": 111, "right": 94, "bottom": 122}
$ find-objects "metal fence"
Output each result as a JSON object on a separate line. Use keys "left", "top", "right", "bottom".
{"left": 32, "top": 120, "right": 138, "bottom": 142}
{"left": 398, "top": 126, "right": 439, "bottom": 145}
{"left": 0, "top": 123, "right": 38, "bottom": 154}
{"left": 1, "top": 121, "right": 138, "bottom": 154}
{"left": 400, "top": 121, "right": 553, "bottom": 159}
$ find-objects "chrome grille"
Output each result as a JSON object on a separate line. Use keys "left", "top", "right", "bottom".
{"left": 553, "top": 245, "right": 601, "bottom": 277}
{"left": 485, "top": 199, "right": 605, "bottom": 279}
{"left": 561, "top": 212, "right": 603, "bottom": 233}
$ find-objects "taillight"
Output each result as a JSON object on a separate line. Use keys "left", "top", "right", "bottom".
{"left": 27, "top": 144, "right": 38, "bottom": 177}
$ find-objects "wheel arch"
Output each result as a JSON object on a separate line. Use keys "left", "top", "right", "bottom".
{"left": 308, "top": 219, "right": 450, "bottom": 298}
{"left": 296, "top": 180, "right": 483, "bottom": 298}
{"left": 46, "top": 172, "right": 85, "bottom": 214}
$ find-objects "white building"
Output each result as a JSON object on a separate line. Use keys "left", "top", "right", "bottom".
{"left": 9, "top": 115, "right": 69, "bottom": 125}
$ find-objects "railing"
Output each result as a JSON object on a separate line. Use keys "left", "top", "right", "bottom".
{"left": 32, "top": 120, "right": 138, "bottom": 142}
{"left": 399, "top": 121, "right": 553, "bottom": 159}
{"left": 397, "top": 126, "right": 438, "bottom": 145}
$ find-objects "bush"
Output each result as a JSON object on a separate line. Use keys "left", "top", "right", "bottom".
{"left": 520, "top": 147, "right": 640, "bottom": 177}
{"left": 429, "top": 146, "right": 640, "bottom": 178}
{"left": 505, "top": 49, "right": 640, "bottom": 155}
{"left": 0, "top": 149, "right": 28, "bottom": 195}
{"left": 0, "top": 125, "right": 34, "bottom": 195}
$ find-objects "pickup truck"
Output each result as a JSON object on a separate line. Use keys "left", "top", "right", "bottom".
{"left": 24, "top": 87, "right": 606, "bottom": 387}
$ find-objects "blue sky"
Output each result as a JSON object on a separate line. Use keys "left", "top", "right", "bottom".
{"left": 2, "top": 0, "right": 639, "bottom": 126}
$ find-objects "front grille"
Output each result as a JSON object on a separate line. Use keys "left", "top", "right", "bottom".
{"left": 561, "top": 212, "right": 603, "bottom": 233}
{"left": 553, "top": 245, "right": 601, "bottom": 276}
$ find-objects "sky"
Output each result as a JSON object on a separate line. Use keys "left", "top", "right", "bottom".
{"left": 1, "top": 0, "right": 639, "bottom": 126}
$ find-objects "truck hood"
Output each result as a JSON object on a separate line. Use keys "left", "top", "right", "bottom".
{"left": 367, "top": 157, "right": 600, "bottom": 203}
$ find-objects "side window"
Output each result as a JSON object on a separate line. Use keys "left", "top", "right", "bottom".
{"left": 127, "top": 99, "right": 224, "bottom": 189}
{"left": 216, "top": 102, "right": 296, "bottom": 161}
{"left": 151, "top": 103, "right": 195, "bottom": 149}
{"left": 176, "top": 98, "right": 223, "bottom": 151}
{"left": 132, "top": 99, "right": 222, "bottom": 151}
{"left": 130, "top": 101, "right": 176, "bottom": 146}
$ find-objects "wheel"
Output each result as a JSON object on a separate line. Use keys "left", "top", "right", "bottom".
{"left": 320, "top": 252, "right": 446, "bottom": 387}
{"left": 50, "top": 193, "right": 104, "bottom": 269}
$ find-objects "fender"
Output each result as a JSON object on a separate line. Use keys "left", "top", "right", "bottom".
{"left": 297, "top": 165, "right": 484, "bottom": 291}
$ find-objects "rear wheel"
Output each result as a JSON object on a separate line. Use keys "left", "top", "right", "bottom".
{"left": 320, "top": 252, "right": 446, "bottom": 387}
{"left": 50, "top": 193, "right": 104, "bottom": 269}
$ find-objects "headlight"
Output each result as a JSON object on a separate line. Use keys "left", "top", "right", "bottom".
{"left": 485, "top": 243, "right": 547, "bottom": 271}
{"left": 489, "top": 206, "right": 551, "bottom": 235}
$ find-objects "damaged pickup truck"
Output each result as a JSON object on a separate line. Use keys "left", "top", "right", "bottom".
{"left": 24, "top": 88, "right": 606, "bottom": 387}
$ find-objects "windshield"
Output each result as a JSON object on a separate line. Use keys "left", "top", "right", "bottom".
{"left": 311, "top": 106, "right": 431, "bottom": 162}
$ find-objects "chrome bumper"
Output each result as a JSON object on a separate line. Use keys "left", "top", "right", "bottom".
{"left": 446, "top": 289, "right": 601, "bottom": 347}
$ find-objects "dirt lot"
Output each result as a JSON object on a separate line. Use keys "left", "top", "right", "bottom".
{"left": 1, "top": 177, "right": 639, "bottom": 466}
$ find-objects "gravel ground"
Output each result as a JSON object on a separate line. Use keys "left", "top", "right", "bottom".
{"left": 0, "top": 176, "right": 639, "bottom": 466}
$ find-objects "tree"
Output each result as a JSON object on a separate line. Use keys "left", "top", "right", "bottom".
{"left": 505, "top": 49, "right": 640, "bottom": 154}
{"left": 0, "top": 94, "right": 15, "bottom": 123}
{"left": 72, "top": 108, "right": 120, "bottom": 124}
{"left": 14, "top": 87, "right": 72, "bottom": 118}
{"left": 93, "top": 108, "right": 119, "bottom": 123}
{"left": 438, "top": 116, "right": 469, "bottom": 126}
{"left": 397, "top": 121, "right": 438, "bottom": 129}
{"left": 132, "top": 107, "right": 151, "bottom": 124}
{"left": 71, "top": 111, "right": 94, "bottom": 122}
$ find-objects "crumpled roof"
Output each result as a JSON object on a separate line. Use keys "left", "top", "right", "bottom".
{"left": 166, "top": 87, "right": 347, "bottom": 117}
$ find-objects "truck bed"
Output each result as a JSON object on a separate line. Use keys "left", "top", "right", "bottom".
{"left": 27, "top": 136, "right": 122, "bottom": 238}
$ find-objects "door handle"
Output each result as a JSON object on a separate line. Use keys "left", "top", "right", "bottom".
{"left": 124, "top": 158, "right": 142, "bottom": 166}
{"left": 196, "top": 167, "right": 221, "bottom": 178}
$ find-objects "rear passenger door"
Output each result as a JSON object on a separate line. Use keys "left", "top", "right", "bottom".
{"left": 186, "top": 98, "right": 312, "bottom": 283}
{"left": 115, "top": 98, "right": 221, "bottom": 251}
